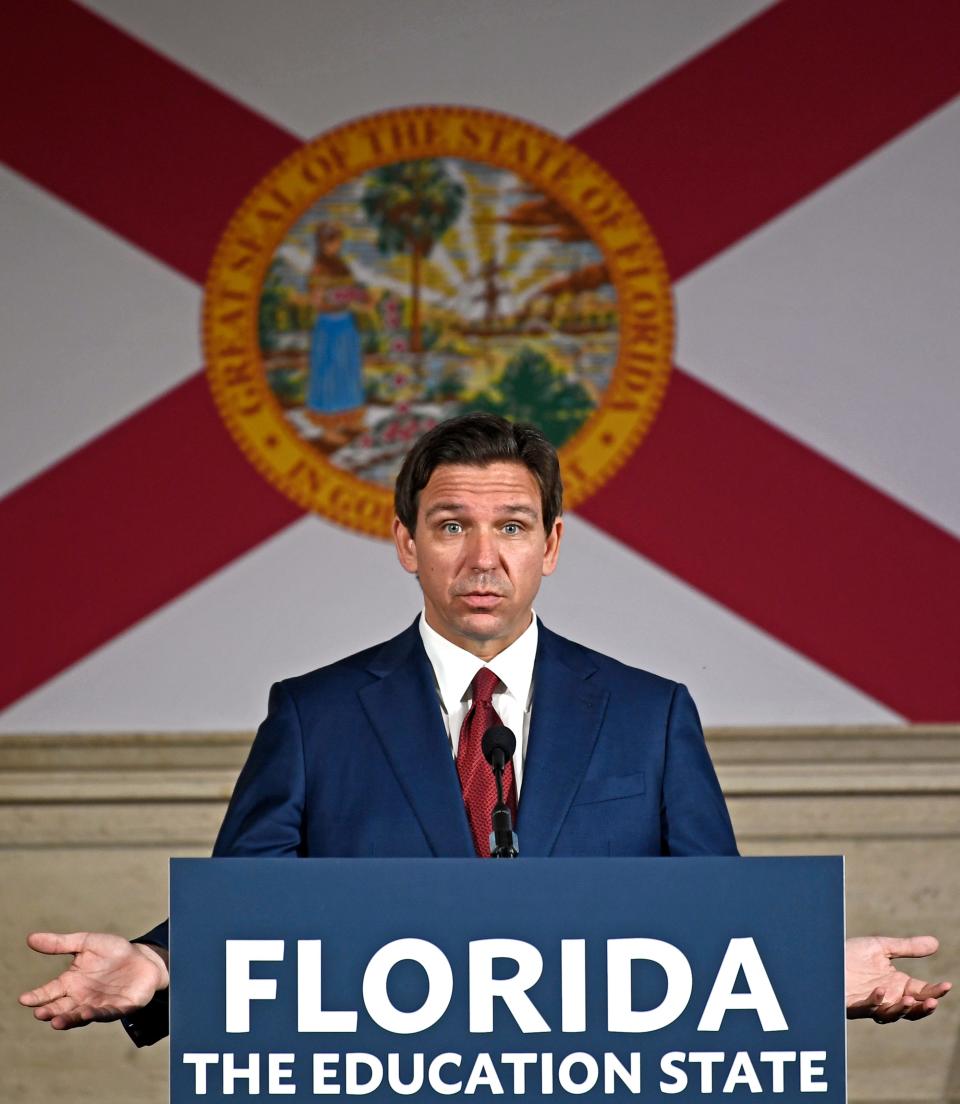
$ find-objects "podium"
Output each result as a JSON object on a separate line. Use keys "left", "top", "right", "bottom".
{"left": 171, "top": 857, "right": 845, "bottom": 1100}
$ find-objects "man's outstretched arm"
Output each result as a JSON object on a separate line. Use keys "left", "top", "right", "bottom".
{"left": 20, "top": 928, "right": 951, "bottom": 1038}
{"left": 18, "top": 932, "right": 168, "bottom": 1029}
{"left": 845, "top": 935, "right": 952, "bottom": 1022}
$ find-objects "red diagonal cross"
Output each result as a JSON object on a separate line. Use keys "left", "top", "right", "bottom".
{"left": 2, "top": 0, "right": 959, "bottom": 718}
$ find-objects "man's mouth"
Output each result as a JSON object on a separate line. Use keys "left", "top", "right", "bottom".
{"left": 459, "top": 592, "right": 504, "bottom": 610}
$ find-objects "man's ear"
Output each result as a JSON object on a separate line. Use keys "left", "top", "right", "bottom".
{"left": 542, "top": 517, "right": 563, "bottom": 577}
{"left": 392, "top": 516, "right": 419, "bottom": 574}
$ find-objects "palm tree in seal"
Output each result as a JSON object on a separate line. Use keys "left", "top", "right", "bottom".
{"left": 361, "top": 160, "right": 464, "bottom": 366}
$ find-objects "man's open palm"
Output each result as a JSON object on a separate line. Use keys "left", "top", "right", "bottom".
{"left": 845, "top": 935, "right": 952, "bottom": 1022}
{"left": 19, "top": 931, "right": 168, "bottom": 1029}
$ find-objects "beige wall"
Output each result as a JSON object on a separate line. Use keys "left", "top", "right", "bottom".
{"left": 1, "top": 729, "right": 957, "bottom": 1103}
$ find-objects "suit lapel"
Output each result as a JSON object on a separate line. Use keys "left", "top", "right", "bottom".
{"left": 518, "top": 625, "right": 609, "bottom": 856}
{"left": 359, "top": 621, "right": 474, "bottom": 857}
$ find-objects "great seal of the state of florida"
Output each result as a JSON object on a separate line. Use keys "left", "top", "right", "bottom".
{"left": 204, "top": 105, "right": 673, "bottom": 537}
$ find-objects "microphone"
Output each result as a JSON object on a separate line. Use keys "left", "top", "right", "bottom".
{"left": 482, "top": 724, "right": 519, "bottom": 858}
{"left": 482, "top": 724, "right": 515, "bottom": 776}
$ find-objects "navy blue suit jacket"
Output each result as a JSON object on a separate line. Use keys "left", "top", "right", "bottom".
{"left": 124, "top": 619, "right": 736, "bottom": 1044}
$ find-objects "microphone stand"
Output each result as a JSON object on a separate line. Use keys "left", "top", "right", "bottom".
{"left": 489, "top": 756, "right": 519, "bottom": 859}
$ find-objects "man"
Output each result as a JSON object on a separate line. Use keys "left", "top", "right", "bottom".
{"left": 20, "top": 414, "right": 951, "bottom": 1041}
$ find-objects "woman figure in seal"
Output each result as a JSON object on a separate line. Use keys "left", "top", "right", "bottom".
{"left": 305, "top": 222, "right": 369, "bottom": 445}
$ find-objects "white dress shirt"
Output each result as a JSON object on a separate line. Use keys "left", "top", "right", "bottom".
{"left": 418, "top": 610, "right": 538, "bottom": 793}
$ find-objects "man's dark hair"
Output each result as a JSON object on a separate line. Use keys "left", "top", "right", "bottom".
{"left": 394, "top": 413, "right": 563, "bottom": 533}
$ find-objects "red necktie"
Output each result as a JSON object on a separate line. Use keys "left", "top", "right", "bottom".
{"left": 457, "top": 667, "right": 518, "bottom": 857}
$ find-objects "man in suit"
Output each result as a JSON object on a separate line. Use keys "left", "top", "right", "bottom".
{"left": 20, "top": 414, "right": 950, "bottom": 1039}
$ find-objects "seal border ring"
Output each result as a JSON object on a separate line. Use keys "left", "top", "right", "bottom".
{"left": 204, "top": 104, "right": 674, "bottom": 537}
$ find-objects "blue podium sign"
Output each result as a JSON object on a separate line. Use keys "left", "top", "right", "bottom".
{"left": 171, "top": 857, "right": 844, "bottom": 1101}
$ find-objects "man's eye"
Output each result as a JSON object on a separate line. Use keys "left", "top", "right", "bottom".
{"left": 442, "top": 522, "right": 462, "bottom": 534}
{"left": 503, "top": 523, "right": 523, "bottom": 535}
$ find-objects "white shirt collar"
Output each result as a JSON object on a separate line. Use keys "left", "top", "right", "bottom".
{"left": 418, "top": 610, "right": 539, "bottom": 713}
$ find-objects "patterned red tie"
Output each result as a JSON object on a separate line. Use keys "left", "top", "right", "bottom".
{"left": 457, "top": 667, "right": 518, "bottom": 857}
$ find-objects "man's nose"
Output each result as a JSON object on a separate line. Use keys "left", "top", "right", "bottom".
{"left": 467, "top": 528, "right": 498, "bottom": 571}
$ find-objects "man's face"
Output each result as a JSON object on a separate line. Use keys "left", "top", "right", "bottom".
{"left": 393, "top": 461, "right": 562, "bottom": 659}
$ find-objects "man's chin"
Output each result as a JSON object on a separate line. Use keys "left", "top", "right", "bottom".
{"left": 456, "top": 610, "right": 505, "bottom": 639}
{"left": 436, "top": 610, "right": 512, "bottom": 655}
{"left": 424, "top": 603, "right": 530, "bottom": 655}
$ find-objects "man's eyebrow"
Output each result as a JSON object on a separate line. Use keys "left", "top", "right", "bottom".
{"left": 424, "top": 501, "right": 465, "bottom": 518}
{"left": 423, "top": 502, "right": 540, "bottom": 519}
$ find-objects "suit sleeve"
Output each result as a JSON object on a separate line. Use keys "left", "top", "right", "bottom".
{"left": 121, "top": 682, "right": 307, "bottom": 1046}
{"left": 660, "top": 683, "right": 738, "bottom": 856}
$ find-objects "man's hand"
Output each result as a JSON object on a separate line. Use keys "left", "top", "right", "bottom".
{"left": 18, "top": 932, "right": 169, "bottom": 1030}
{"left": 845, "top": 935, "right": 952, "bottom": 1022}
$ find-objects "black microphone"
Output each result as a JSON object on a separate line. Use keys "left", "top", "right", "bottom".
{"left": 482, "top": 724, "right": 515, "bottom": 776}
{"left": 482, "top": 724, "right": 519, "bottom": 858}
